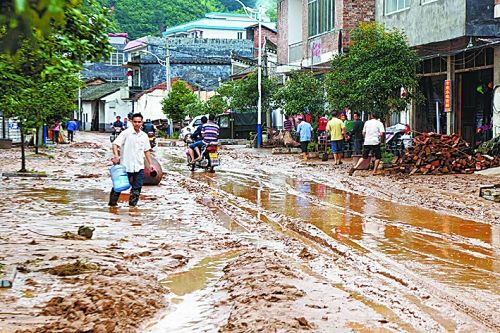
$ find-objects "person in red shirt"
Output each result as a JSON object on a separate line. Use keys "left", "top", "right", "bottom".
{"left": 318, "top": 115, "right": 328, "bottom": 134}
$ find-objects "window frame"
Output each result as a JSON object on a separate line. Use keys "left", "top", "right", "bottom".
{"left": 384, "top": 0, "right": 410, "bottom": 16}
{"left": 421, "top": 0, "right": 438, "bottom": 4}
{"left": 308, "top": 0, "right": 335, "bottom": 39}
{"left": 108, "top": 51, "right": 124, "bottom": 66}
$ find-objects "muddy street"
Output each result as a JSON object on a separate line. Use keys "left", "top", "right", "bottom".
{"left": 0, "top": 132, "right": 499, "bottom": 332}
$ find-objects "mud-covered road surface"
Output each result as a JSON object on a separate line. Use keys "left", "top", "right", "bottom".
{"left": 0, "top": 132, "right": 498, "bottom": 332}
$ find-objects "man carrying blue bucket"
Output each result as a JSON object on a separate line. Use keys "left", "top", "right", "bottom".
{"left": 109, "top": 113, "right": 156, "bottom": 207}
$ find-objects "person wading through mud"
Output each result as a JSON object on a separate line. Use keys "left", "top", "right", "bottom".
{"left": 109, "top": 113, "right": 156, "bottom": 207}
{"left": 296, "top": 116, "right": 312, "bottom": 161}
{"left": 326, "top": 111, "right": 345, "bottom": 165}
{"left": 349, "top": 113, "right": 385, "bottom": 176}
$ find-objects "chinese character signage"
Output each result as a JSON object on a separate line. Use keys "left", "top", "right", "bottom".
{"left": 312, "top": 39, "right": 321, "bottom": 65}
{"left": 444, "top": 80, "right": 451, "bottom": 112}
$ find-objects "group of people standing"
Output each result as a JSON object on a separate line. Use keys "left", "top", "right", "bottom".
{"left": 51, "top": 119, "right": 79, "bottom": 144}
{"left": 293, "top": 111, "right": 386, "bottom": 175}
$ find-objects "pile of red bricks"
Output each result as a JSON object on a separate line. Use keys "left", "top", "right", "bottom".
{"left": 395, "top": 133, "right": 500, "bottom": 175}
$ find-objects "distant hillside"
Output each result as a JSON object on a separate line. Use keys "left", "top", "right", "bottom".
{"left": 99, "top": 0, "right": 271, "bottom": 40}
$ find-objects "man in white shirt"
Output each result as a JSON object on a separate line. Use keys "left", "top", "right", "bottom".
{"left": 109, "top": 113, "right": 156, "bottom": 206}
{"left": 349, "top": 113, "right": 385, "bottom": 176}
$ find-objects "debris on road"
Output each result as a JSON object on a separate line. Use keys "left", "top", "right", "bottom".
{"left": 480, "top": 184, "right": 500, "bottom": 202}
{"left": 394, "top": 133, "right": 500, "bottom": 174}
{"left": 0, "top": 265, "right": 17, "bottom": 288}
{"left": 77, "top": 226, "right": 95, "bottom": 239}
{"left": 46, "top": 261, "right": 99, "bottom": 276}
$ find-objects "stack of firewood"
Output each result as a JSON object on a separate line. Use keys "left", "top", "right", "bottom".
{"left": 395, "top": 133, "right": 500, "bottom": 175}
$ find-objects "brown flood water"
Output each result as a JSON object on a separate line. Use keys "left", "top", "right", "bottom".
{"left": 188, "top": 169, "right": 499, "bottom": 295}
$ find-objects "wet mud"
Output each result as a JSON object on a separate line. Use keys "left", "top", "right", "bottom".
{"left": 0, "top": 133, "right": 498, "bottom": 332}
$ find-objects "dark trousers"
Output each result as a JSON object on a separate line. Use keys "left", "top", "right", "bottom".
{"left": 353, "top": 138, "right": 363, "bottom": 155}
{"left": 68, "top": 130, "right": 74, "bottom": 142}
{"left": 109, "top": 169, "right": 145, "bottom": 206}
{"left": 52, "top": 131, "right": 59, "bottom": 144}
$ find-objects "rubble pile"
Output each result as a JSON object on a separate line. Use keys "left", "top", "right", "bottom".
{"left": 396, "top": 133, "right": 500, "bottom": 175}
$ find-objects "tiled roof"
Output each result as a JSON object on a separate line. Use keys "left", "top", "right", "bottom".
{"left": 81, "top": 82, "right": 125, "bottom": 101}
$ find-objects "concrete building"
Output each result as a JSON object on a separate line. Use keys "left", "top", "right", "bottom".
{"left": 376, "top": 0, "right": 499, "bottom": 145}
{"left": 82, "top": 33, "right": 129, "bottom": 83}
{"left": 123, "top": 36, "right": 254, "bottom": 92}
{"left": 162, "top": 12, "right": 276, "bottom": 40}
{"left": 277, "top": 0, "right": 375, "bottom": 73}
{"left": 80, "top": 79, "right": 131, "bottom": 132}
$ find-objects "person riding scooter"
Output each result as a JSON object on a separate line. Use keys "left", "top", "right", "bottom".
{"left": 110, "top": 116, "right": 124, "bottom": 142}
{"left": 187, "top": 116, "right": 208, "bottom": 163}
{"left": 142, "top": 119, "right": 156, "bottom": 148}
{"left": 112, "top": 116, "right": 124, "bottom": 131}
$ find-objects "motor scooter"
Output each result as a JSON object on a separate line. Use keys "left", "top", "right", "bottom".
{"left": 185, "top": 143, "right": 220, "bottom": 173}
{"left": 147, "top": 131, "right": 156, "bottom": 148}
{"left": 385, "top": 123, "right": 412, "bottom": 156}
{"left": 110, "top": 126, "right": 122, "bottom": 143}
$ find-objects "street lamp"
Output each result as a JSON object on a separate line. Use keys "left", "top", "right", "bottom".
{"left": 139, "top": 48, "right": 173, "bottom": 135}
{"left": 139, "top": 49, "right": 170, "bottom": 93}
{"left": 234, "top": 0, "right": 263, "bottom": 148}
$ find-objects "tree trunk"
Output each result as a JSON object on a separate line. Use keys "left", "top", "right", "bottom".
{"left": 20, "top": 124, "right": 26, "bottom": 173}
{"left": 35, "top": 126, "right": 39, "bottom": 154}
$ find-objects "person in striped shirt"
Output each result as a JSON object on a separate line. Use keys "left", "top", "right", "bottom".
{"left": 201, "top": 114, "right": 219, "bottom": 147}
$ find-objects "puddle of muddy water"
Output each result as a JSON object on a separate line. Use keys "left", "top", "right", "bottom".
{"left": 166, "top": 154, "right": 499, "bottom": 297}
{"left": 146, "top": 251, "right": 239, "bottom": 333}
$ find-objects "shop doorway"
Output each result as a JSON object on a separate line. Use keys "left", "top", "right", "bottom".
{"left": 457, "top": 69, "right": 493, "bottom": 147}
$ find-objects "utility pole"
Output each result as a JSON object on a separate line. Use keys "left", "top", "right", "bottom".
{"left": 256, "top": 5, "right": 262, "bottom": 148}
{"left": 166, "top": 37, "right": 171, "bottom": 93}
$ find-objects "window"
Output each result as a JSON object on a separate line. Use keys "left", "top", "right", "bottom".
{"left": 308, "top": 0, "right": 335, "bottom": 38}
{"left": 108, "top": 51, "right": 124, "bottom": 66}
{"left": 237, "top": 32, "right": 243, "bottom": 39}
{"left": 385, "top": 0, "right": 410, "bottom": 15}
{"left": 219, "top": 116, "right": 229, "bottom": 128}
{"left": 421, "top": 0, "right": 438, "bottom": 4}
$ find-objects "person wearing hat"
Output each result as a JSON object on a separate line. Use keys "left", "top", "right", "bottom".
{"left": 296, "top": 116, "right": 312, "bottom": 161}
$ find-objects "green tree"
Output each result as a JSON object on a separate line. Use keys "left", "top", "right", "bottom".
{"left": 162, "top": 80, "right": 198, "bottom": 125}
{"left": 326, "top": 22, "right": 421, "bottom": 121}
{"left": 113, "top": 0, "right": 225, "bottom": 39}
{"left": 185, "top": 99, "right": 209, "bottom": 118}
{"left": 217, "top": 72, "right": 277, "bottom": 127}
{"left": 206, "top": 95, "right": 228, "bottom": 115}
{"left": 0, "top": 0, "right": 112, "bottom": 171}
{"left": 274, "top": 70, "right": 325, "bottom": 121}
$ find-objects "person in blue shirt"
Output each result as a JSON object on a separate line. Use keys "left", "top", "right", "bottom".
{"left": 66, "top": 118, "right": 78, "bottom": 142}
{"left": 296, "top": 116, "right": 312, "bottom": 161}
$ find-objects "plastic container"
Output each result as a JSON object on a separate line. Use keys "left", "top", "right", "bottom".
{"left": 110, "top": 164, "right": 130, "bottom": 192}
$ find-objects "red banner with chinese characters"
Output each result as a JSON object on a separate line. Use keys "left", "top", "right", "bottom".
{"left": 444, "top": 80, "right": 451, "bottom": 112}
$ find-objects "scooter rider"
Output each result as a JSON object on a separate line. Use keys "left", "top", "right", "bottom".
{"left": 112, "top": 116, "right": 124, "bottom": 132}
{"left": 187, "top": 116, "right": 208, "bottom": 163}
{"left": 142, "top": 119, "right": 155, "bottom": 134}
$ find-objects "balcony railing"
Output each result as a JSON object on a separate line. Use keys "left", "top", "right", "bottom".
{"left": 288, "top": 41, "right": 303, "bottom": 64}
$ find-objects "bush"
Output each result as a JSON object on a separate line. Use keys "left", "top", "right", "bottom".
{"left": 381, "top": 150, "right": 394, "bottom": 164}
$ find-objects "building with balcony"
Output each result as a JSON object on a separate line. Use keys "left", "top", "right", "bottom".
{"left": 376, "top": 0, "right": 500, "bottom": 145}
{"left": 277, "top": 0, "right": 375, "bottom": 73}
